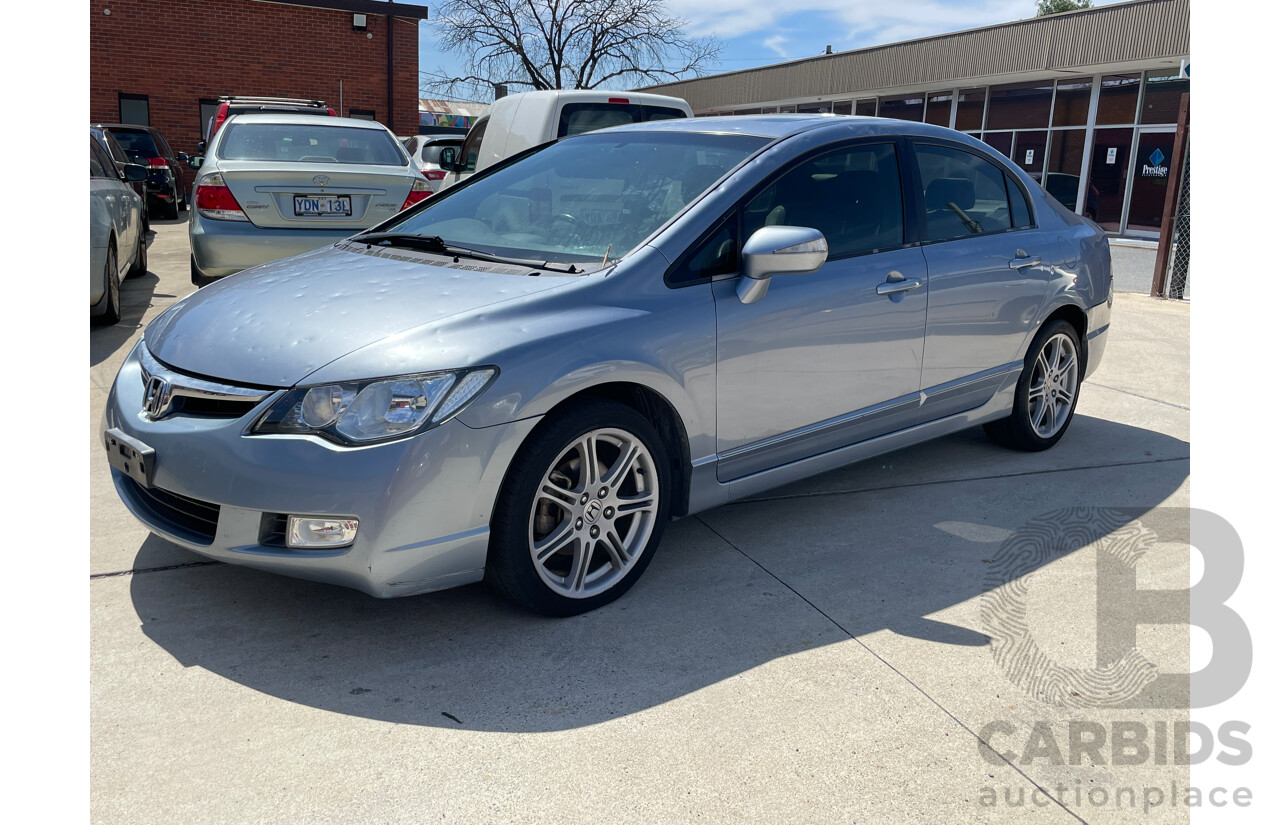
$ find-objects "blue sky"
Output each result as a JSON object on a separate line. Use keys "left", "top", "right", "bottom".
{"left": 415, "top": 0, "right": 1123, "bottom": 100}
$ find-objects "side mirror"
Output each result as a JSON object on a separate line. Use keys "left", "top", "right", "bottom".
{"left": 176, "top": 152, "right": 189, "bottom": 163}
{"left": 736, "top": 225, "right": 828, "bottom": 304}
{"left": 187, "top": 156, "right": 204, "bottom": 169}
{"left": 439, "top": 147, "right": 457, "bottom": 169}
{"left": 197, "top": 140, "right": 207, "bottom": 154}
{"left": 122, "top": 163, "right": 149, "bottom": 183}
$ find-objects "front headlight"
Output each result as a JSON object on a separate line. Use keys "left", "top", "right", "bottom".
{"left": 252, "top": 367, "right": 497, "bottom": 445}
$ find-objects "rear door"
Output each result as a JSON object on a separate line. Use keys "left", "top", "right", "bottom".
{"left": 711, "top": 139, "right": 928, "bottom": 480}
{"left": 909, "top": 140, "right": 1056, "bottom": 420}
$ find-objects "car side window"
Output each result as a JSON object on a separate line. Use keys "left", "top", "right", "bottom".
{"left": 90, "top": 138, "right": 115, "bottom": 179}
{"left": 743, "top": 142, "right": 904, "bottom": 259}
{"left": 915, "top": 144, "right": 1016, "bottom": 241}
{"left": 458, "top": 118, "right": 488, "bottom": 174}
{"left": 1005, "top": 173, "right": 1033, "bottom": 229}
{"left": 668, "top": 217, "right": 739, "bottom": 286}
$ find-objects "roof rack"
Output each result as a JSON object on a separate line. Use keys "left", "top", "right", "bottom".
{"left": 218, "top": 96, "right": 327, "bottom": 108}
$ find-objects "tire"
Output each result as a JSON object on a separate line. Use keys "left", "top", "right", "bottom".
{"left": 177, "top": 181, "right": 188, "bottom": 212}
{"left": 127, "top": 225, "right": 147, "bottom": 278}
{"left": 163, "top": 194, "right": 179, "bottom": 220}
{"left": 487, "top": 399, "right": 673, "bottom": 616}
{"left": 95, "top": 244, "right": 121, "bottom": 326}
{"left": 984, "top": 319, "right": 1082, "bottom": 451}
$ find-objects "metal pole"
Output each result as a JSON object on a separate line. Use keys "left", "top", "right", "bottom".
{"left": 1151, "top": 93, "right": 1190, "bottom": 297}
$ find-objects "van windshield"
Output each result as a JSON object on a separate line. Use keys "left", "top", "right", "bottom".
{"left": 384, "top": 131, "right": 768, "bottom": 266}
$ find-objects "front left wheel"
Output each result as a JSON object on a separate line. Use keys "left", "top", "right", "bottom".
{"left": 487, "top": 399, "right": 672, "bottom": 616}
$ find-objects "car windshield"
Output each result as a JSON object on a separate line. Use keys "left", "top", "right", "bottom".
{"left": 111, "top": 129, "right": 160, "bottom": 161}
{"left": 385, "top": 131, "right": 768, "bottom": 264}
{"left": 218, "top": 123, "right": 408, "bottom": 165}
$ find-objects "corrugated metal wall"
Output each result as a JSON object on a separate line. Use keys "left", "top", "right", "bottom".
{"left": 645, "top": 0, "right": 1189, "bottom": 110}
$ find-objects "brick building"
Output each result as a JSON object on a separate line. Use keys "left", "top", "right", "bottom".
{"left": 90, "top": 0, "right": 429, "bottom": 157}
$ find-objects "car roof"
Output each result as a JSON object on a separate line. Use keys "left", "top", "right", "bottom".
{"left": 91, "top": 123, "right": 155, "bottom": 133}
{"left": 593, "top": 114, "right": 970, "bottom": 142}
{"left": 223, "top": 113, "right": 390, "bottom": 129}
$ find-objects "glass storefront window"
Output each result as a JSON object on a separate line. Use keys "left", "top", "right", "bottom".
{"left": 982, "top": 132, "right": 1013, "bottom": 158}
{"left": 955, "top": 88, "right": 986, "bottom": 131}
{"left": 833, "top": 101, "right": 853, "bottom": 115}
{"left": 778, "top": 105, "right": 797, "bottom": 113}
{"left": 1053, "top": 79, "right": 1092, "bottom": 127}
{"left": 1012, "top": 131, "right": 1048, "bottom": 181}
{"left": 1141, "top": 70, "right": 1189, "bottom": 124}
{"left": 1097, "top": 73, "right": 1141, "bottom": 125}
{"left": 1043, "top": 129, "right": 1088, "bottom": 215}
{"left": 879, "top": 94, "right": 924, "bottom": 121}
{"left": 985, "top": 81, "right": 1053, "bottom": 130}
{"left": 925, "top": 92, "right": 953, "bottom": 127}
{"left": 798, "top": 102, "right": 831, "bottom": 114}
{"left": 1086, "top": 127, "right": 1134, "bottom": 232}
{"left": 856, "top": 99, "right": 877, "bottom": 116}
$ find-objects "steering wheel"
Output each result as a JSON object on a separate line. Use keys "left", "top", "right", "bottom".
{"left": 551, "top": 212, "right": 584, "bottom": 227}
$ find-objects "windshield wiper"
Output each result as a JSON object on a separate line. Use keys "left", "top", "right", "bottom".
{"left": 355, "top": 232, "right": 580, "bottom": 273}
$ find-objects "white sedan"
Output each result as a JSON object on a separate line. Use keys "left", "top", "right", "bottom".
{"left": 188, "top": 114, "right": 432, "bottom": 285}
{"left": 90, "top": 131, "right": 148, "bottom": 325}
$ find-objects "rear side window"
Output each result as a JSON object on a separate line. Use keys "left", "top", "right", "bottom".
{"left": 110, "top": 129, "right": 160, "bottom": 161}
{"left": 744, "top": 142, "right": 905, "bottom": 259}
{"left": 458, "top": 118, "right": 488, "bottom": 173}
{"left": 915, "top": 144, "right": 1017, "bottom": 241}
{"left": 556, "top": 103, "right": 689, "bottom": 138}
{"left": 217, "top": 123, "right": 407, "bottom": 165}
{"left": 1005, "top": 173, "right": 1033, "bottom": 228}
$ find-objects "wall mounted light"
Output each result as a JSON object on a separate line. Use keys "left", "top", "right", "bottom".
{"left": 352, "top": 13, "right": 367, "bottom": 31}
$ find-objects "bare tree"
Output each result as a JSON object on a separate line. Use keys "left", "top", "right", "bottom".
{"left": 423, "top": 0, "right": 721, "bottom": 99}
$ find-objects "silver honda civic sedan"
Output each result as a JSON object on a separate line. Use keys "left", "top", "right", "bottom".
{"left": 103, "top": 115, "right": 1112, "bottom": 616}
{"left": 188, "top": 113, "right": 431, "bottom": 285}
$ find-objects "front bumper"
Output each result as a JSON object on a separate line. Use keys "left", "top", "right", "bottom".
{"left": 102, "top": 341, "right": 539, "bottom": 597}
{"left": 190, "top": 212, "right": 356, "bottom": 280}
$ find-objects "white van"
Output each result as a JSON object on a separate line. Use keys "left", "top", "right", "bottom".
{"left": 439, "top": 90, "right": 692, "bottom": 190}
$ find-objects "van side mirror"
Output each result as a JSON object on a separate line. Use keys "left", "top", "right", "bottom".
{"left": 439, "top": 147, "right": 457, "bottom": 170}
{"left": 736, "top": 225, "right": 828, "bottom": 304}
{"left": 122, "top": 163, "right": 148, "bottom": 183}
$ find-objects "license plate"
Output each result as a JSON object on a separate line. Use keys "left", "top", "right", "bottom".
{"left": 294, "top": 195, "right": 352, "bottom": 216}
{"left": 105, "top": 428, "right": 155, "bottom": 489}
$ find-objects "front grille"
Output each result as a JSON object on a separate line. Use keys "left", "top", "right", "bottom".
{"left": 171, "top": 396, "right": 262, "bottom": 418}
{"left": 124, "top": 477, "right": 220, "bottom": 543}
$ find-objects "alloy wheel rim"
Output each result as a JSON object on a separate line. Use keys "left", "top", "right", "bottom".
{"left": 1028, "top": 333, "right": 1079, "bottom": 438}
{"left": 528, "top": 427, "right": 659, "bottom": 599}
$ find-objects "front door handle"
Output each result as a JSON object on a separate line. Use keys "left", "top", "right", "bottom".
{"left": 876, "top": 277, "right": 923, "bottom": 296}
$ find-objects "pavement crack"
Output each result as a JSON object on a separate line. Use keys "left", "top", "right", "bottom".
{"left": 90, "top": 560, "right": 223, "bottom": 580}
{"left": 694, "top": 514, "right": 1089, "bottom": 824}
{"left": 734, "top": 456, "right": 1188, "bottom": 505}
{"left": 1083, "top": 380, "right": 1190, "bottom": 410}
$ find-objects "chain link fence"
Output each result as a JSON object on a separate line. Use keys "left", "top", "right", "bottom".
{"left": 1165, "top": 140, "right": 1190, "bottom": 300}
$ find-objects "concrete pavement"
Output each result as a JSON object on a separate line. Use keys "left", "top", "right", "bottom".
{"left": 91, "top": 218, "right": 1191, "bottom": 823}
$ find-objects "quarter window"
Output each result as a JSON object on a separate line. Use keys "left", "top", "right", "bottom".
{"left": 915, "top": 144, "right": 1016, "bottom": 241}
{"left": 744, "top": 143, "right": 905, "bottom": 259}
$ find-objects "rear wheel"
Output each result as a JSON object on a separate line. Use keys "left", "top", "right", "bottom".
{"left": 95, "top": 244, "right": 121, "bottom": 326}
{"left": 487, "top": 400, "right": 672, "bottom": 616}
{"left": 127, "top": 225, "right": 147, "bottom": 278}
{"left": 984, "top": 320, "right": 1082, "bottom": 451}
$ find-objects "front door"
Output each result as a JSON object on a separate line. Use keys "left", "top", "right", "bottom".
{"left": 712, "top": 140, "right": 927, "bottom": 481}
{"left": 1122, "top": 127, "right": 1177, "bottom": 235}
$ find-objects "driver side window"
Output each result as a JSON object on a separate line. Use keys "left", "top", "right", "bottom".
{"left": 459, "top": 118, "right": 488, "bottom": 174}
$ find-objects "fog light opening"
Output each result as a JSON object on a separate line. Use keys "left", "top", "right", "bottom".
{"left": 287, "top": 516, "right": 359, "bottom": 549}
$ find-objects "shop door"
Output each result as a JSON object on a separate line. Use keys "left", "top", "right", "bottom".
{"left": 1122, "top": 127, "right": 1177, "bottom": 235}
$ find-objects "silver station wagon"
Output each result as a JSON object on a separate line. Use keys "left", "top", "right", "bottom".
{"left": 103, "top": 116, "right": 1112, "bottom": 616}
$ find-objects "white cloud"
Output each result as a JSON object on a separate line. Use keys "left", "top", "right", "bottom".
{"left": 762, "top": 35, "right": 791, "bottom": 58}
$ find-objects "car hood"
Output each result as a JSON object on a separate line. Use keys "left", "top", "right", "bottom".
{"left": 144, "top": 243, "right": 575, "bottom": 387}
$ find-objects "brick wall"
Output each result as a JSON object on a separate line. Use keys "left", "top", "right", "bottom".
{"left": 90, "top": 0, "right": 420, "bottom": 160}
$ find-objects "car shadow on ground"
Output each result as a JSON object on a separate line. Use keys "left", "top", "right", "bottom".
{"left": 127, "top": 417, "right": 1188, "bottom": 732}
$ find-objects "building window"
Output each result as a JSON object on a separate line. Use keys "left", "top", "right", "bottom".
{"left": 798, "top": 102, "right": 831, "bottom": 114}
{"left": 981, "top": 132, "right": 1013, "bottom": 159}
{"left": 349, "top": 108, "right": 377, "bottom": 121}
{"left": 832, "top": 101, "right": 853, "bottom": 115}
{"left": 985, "top": 81, "right": 1053, "bottom": 130}
{"left": 954, "top": 88, "right": 986, "bottom": 131}
{"left": 119, "top": 93, "right": 149, "bottom": 126}
{"left": 1044, "top": 129, "right": 1089, "bottom": 215}
{"left": 878, "top": 94, "right": 924, "bottom": 122}
{"left": 1012, "top": 131, "right": 1048, "bottom": 181}
{"left": 1052, "top": 79, "right": 1092, "bottom": 127}
{"left": 925, "top": 92, "right": 953, "bottom": 127}
{"left": 1140, "top": 70, "right": 1188, "bottom": 124}
{"left": 1097, "top": 74, "right": 1141, "bottom": 125}
{"left": 855, "top": 99, "right": 877, "bottom": 116}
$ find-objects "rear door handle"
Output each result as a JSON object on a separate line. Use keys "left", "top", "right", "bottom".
{"left": 876, "top": 278, "right": 923, "bottom": 296}
{"left": 1009, "top": 251, "right": 1042, "bottom": 270}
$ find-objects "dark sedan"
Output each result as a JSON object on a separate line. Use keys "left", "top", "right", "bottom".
{"left": 95, "top": 124, "right": 189, "bottom": 219}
